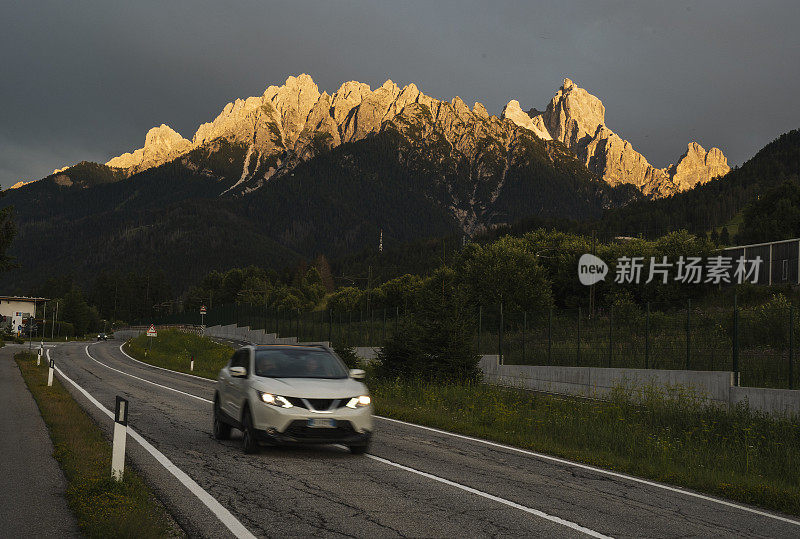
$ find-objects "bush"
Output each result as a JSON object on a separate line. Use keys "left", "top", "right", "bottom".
{"left": 333, "top": 344, "right": 362, "bottom": 369}
{"left": 377, "top": 269, "right": 480, "bottom": 382}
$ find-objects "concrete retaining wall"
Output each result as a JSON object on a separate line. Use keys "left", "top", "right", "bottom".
{"left": 482, "top": 357, "right": 734, "bottom": 405}
{"left": 480, "top": 355, "right": 799, "bottom": 416}
{"left": 155, "top": 324, "right": 800, "bottom": 417}
{"left": 730, "top": 386, "right": 800, "bottom": 416}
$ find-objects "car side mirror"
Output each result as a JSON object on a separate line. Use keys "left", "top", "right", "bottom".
{"left": 349, "top": 369, "right": 365, "bottom": 380}
{"left": 230, "top": 366, "right": 247, "bottom": 378}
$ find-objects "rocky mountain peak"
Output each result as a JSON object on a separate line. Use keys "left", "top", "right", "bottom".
{"left": 667, "top": 142, "right": 730, "bottom": 190}
{"left": 505, "top": 78, "right": 729, "bottom": 196}
{"left": 544, "top": 77, "right": 606, "bottom": 147}
{"left": 98, "top": 74, "right": 729, "bottom": 199}
{"left": 501, "top": 99, "right": 551, "bottom": 140}
{"left": 107, "top": 123, "right": 191, "bottom": 171}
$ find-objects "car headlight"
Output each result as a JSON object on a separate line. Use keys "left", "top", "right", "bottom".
{"left": 346, "top": 395, "right": 371, "bottom": 409}
{"left": 257, "top": 391, "right": 293, "bottom": 408}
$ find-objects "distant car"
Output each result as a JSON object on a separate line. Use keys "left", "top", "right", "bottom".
{"left": 213, "top": 345, "right": 372, "bottom": 454}
{"left": 96, "top": 333, "right": 108, "bottom": 341}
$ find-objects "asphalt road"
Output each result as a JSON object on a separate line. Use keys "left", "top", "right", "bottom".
{"left": 42, "top": 340, "right": 800, "bottom": 538}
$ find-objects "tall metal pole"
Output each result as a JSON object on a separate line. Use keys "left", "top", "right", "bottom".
{"left": 576, "top": 307, "right": 581, "bottom": 366}
{"left": 790, "top": 303, "right": 794, "bottom": 390}
{"left": 608, "top": 306, "right": 613, "bottom": 368}
{"left": 733, "top": 294, "right": 740, "bottom": 386}
{"left": 548, "top": 307, "right": 552, "bottom": 364}
{"left": 51, "top": 301, "right": 57, "bottom": 339}
{"left": 645, "top": 302, "right": 650, "bottom": 369}
{"left": 686, "top": 299, "right": 691, "bottom": 370}
{"left": 29, "top": 300, "right": 35, "bottom": 349}
{"left": 477, "top": 305, "right": 482, "bottom": 355}
{"left": 498, "top": 303, "right": 504, "bottom": 365}
{"left": 522, "top": 311, "right": 527, "bottom": 363}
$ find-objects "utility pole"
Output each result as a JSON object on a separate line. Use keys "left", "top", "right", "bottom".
{"left": 29, "top": 300, "right": 35, "bottom": 350}
{"left": 113, "top": 279, "right": 118, "bottom": 323}
{"left": 366, "top": 265, "right": 372, "bottom": 315}
{"left": 52, "top": 301, "right": 57, "bottom": 339}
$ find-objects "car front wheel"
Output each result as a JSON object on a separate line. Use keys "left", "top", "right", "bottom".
{"left": 213, "top": 398, "right": 231, "bottom": 440}
{"left": 241, "top": 408, "right": 259, "bottom": 454}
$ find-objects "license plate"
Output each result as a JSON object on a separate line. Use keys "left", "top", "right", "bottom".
{"left": 307, "top": 418, "right": 336, "bottom": 428}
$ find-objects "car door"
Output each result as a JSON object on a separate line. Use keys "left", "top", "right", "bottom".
{"left": 226, "top": 348, "right": 251, "bottom": 421}
{"left": 219, "top": 350, "right": 242, "bottom": 417}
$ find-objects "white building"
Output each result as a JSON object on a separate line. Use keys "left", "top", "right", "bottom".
{"left": 0, "top": 296, "right": 47, "bottom": 335}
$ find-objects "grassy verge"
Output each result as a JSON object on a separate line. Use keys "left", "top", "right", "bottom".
{"left": 125, "top": 329, "right": 233, "bottom": 379}
{"left": 14, "top": 351, "right": 183, "bottom": 538}
{"left": 372, "top": 379, "right": 800, "bottom": 516}
{"left": 123, "top": 330, "right": 800, "bottom": 516}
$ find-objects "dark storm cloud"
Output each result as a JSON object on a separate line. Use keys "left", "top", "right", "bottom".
{"left": 1, "top": 0, "right": 799, "bottom": 188}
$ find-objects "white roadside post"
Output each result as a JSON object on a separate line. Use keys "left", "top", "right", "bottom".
{"left": 111, "top": 396, "right": 129, "bottom": 481}
{"left": 190, "top": 355, "right": 194, "bottom": 372}
{"left": 37, "top": 346, "right": 42, "bottom": 366}
{"left": 47, "top": 356, "right": 54, "bottom": 386}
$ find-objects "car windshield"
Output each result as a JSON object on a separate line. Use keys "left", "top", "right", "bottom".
{"left": 254, "top": 348, "right": 348, "bottom": 379}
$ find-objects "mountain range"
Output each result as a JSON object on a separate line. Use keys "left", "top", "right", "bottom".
{"left": 2, "top": 74, "right": 733, "bottom": 292}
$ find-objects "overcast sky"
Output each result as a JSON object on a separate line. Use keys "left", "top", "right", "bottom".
{"left": 1, "top": 0, "right": 799, "bottom": 189}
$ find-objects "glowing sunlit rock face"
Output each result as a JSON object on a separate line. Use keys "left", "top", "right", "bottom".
{"left": 100, "top": 74, "right": 729, "bottom": 198}
{"left": 107, "top": 124, "right": 191, "bottom": 173}
{"left": 503, "top": 78, "right": 730, "bottom": 197}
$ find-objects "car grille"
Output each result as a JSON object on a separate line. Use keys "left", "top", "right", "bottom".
{"left": 283, "top": 420, "right": 357, "bottom": 439}
{"left": 285, "top": 397, "right": 348, "bottom": 411}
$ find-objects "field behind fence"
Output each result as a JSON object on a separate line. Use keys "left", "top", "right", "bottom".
{"left": 148, "top": 298, "right": 799, "bottom": 390}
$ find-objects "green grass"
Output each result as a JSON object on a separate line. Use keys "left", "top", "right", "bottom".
{"left": 123, "top": 329, "right": 800, "bottom": 516}
{"left": 14, "top": 352, "right": 182, "bottom": 538}
{"left": 371, "top": 378, "right": 800, "bottom": 517}
{"left": 125, "top": 329, "right": 233, "bottom": 379}
{"left": 713, "top": 209, "right": 745, "bottom": 239}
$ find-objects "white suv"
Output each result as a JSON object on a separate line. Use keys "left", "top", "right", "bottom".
{"left": 213, "top": 345, "right": 373, "bottom": 454}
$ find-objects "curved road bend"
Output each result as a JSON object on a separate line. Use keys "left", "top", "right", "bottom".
{"left": 48, "top": 341, "right": 800, "bottom": 538}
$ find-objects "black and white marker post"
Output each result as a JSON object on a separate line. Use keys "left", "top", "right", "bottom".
{"left": 190, "top": 355, "right": 194, "bottom": 372}
{"left": 111, "top": 396, "right": 129, "bottom": 481}
{"left": 37, "top": 345, "right": 42, "bottom": 366}
{"left": 47, "top": 356, "right": 54, "bottom": 386}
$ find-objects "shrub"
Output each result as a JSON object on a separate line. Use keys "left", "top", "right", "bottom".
{"left": 377, "top": 269, "right": 480, "bottom": 382}
{"left": 333, "top": 344, "right": 362, "bottom": 369}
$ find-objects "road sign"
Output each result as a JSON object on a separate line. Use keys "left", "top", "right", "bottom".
{"left": 200, "top": 305, "right": 207, "bottom": 315}
{"left": 146, "top": 325, "right": 157, "bottom": 337}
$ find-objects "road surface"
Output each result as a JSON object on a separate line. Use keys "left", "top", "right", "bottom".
{"left": 42, "top": 341, "right": 800, "bottom": 538}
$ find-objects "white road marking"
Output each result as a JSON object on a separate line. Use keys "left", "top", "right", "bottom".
{"left": 366, "top": 454, "right": 611, "bottom": 538}
{"left": 118, "top": 342, "right": 214, "bottom": 382}
{"left": 376, "top": 416, "right": 800, "bottom": 527}
{"left": 48, "top": 349, "right": 256, "bottom": 539}
{"left": 84, "top": 344, "right": 212, "bottom": 403}
{"left": 100, "top": 343, "right": 800, "bottom": 527}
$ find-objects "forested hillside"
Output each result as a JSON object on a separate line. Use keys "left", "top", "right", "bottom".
{"left": 599, "top": 130, "right": 800, "bottom": 239}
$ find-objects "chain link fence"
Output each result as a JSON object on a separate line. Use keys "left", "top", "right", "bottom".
{"left": 148, "top": 298, "right": 798, "bottom": 389}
